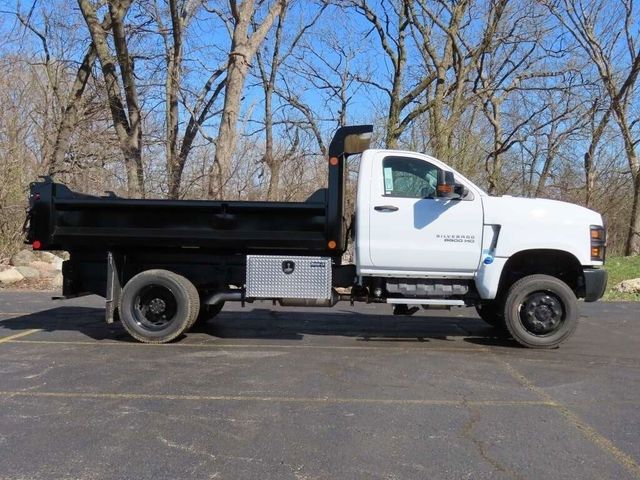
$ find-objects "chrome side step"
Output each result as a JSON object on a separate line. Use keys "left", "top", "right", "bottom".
{"left": 386, "top": 298, "right": 466, "bottom": 306}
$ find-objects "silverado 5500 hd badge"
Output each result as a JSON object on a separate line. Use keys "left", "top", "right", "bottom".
{"left": 437, "top": 234, "right": 476, "bottom": 243}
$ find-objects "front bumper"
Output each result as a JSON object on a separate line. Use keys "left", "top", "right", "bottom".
{"left": 583, "top": 268, "right": 608, "bottom": 302}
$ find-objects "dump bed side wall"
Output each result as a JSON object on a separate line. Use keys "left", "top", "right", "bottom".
{"left": 27, "top": 181, "right": 339, "bottom": 257}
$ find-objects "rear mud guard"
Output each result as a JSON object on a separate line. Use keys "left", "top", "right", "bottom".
{"left": 105, "top": 252, "right": 123, "bottom": 324}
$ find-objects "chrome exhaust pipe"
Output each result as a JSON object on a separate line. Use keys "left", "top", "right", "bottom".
{"left": 204, "top": 290, "right": 243, "bottom": 305}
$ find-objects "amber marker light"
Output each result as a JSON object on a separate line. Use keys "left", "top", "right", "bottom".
{"left": 329, "top": 157, "right": 339, "bottom": 166}
{"left": 589, "top": 225, "right": 606, "bottom": 261}
{"left": 328, "top": 240, "right": 337, "bottom": 249}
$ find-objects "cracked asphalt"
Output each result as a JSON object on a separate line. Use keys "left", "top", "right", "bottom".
{"left": 0, "top": 291, "right": 638, "bottom": 479}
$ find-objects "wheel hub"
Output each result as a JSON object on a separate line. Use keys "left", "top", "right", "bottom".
{"left": 148, "top": 298, "right": 166, "bottom": 314}
{"left": 133, "top": 284, "right": 178, "bottom": 331}
{"left": 520, "top": 292, "right": 563, "bottom": 335}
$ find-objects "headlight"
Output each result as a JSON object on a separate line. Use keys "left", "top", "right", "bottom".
{"left": 590, "top": 225, "right": 606, "bottom": 261}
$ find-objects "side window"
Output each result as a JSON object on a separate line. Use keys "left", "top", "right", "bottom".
{"left": 382, "top": 156, "right": 439, "bottom": 199}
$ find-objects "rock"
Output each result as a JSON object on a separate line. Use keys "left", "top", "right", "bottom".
{"left": 15, "top": 266, "right": 40, "bottom": 279}
{"left": 31, "top": 260, "right": 57, "bottom": 278}
{"left": 51, "top": 273, "right": 63, "bottom": 288}
{"left": 35, "top": 251, "right": 64, "bottom": 270}
{"left": 52, "top": 257, "right": 64, "bottom": 270}
{"left": 0, "top": 267, "right": 25, "bottom": 284}
{"left": 10, "top": 249, "right": 36, "bottom": 267}
{"left": 614, "top": 278, "right": 640, "bottom": 294}
{"left": 34, "top": 251, "right": 57, "bottom": 263}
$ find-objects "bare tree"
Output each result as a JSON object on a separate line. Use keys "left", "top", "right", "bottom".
{"left": 529, "top": 89, "right": 587, "bottom": 197}
{"left": 77, "top": 0, "right": 145, "bottom": 197}
{"left": 155, "top": 0, "right": 227, "bottom": 198}
{"left": 255, "top": 3, "right": 325, "bottom": 199}
{"left": 348, "top": 0, "right": 412, "bottom": 149}
{"left": 545, "top": 0, "right": 640, "bottom": 254}
{"left": 5, "top": 4, "right": 104, "bottom": 177}
{"left": 583, "top": 97, "right": 613, "bottom": 207}
{"left": 470, "top": 1, "right": 573, "bottom": 195}
{"left": 207, "top": 0, "right": 286, "bottom": 199}
{"left": 408, "top": 0, "right": 510, "bottom": 161}
{"left": 48, "top": 44, "right": 99, "bottom": 176}
{"left": 349, "top": 0, "right": 510, "bottom": 162}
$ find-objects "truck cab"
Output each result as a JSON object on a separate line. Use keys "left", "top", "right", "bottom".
{"left": 353, "top": 145, "right": 607, "bottom": 347}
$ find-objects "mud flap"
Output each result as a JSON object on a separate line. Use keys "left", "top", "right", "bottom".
{"left": 105, "top": 252, "right": 122, "bottom": 324}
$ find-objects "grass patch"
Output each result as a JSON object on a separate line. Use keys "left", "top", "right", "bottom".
{"left": 603, "top": 255, "right": 640, "bottom": 301}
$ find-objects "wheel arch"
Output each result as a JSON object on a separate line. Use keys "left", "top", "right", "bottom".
{"left": 496, "top": 249, "right": 584, "bottom": 299}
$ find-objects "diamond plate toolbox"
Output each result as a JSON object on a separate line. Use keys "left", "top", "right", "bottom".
{"left": 246, "top": 255, "right": 332, "bottom": 299}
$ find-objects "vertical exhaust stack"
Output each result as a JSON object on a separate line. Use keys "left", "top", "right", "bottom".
{"left": 326, "top": 125, "right": 373, "bottom": 255}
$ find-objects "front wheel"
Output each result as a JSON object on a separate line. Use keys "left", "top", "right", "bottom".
{"left": 503, "top": 274, "right": 578, "bottom": 349}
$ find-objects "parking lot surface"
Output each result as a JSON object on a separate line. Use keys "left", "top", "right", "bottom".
{"left": 0, "top": 291, "right": 638, "bottom": 479}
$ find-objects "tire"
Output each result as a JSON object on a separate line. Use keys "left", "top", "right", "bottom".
{"left": 475, "top": 301, "right": 505, "bottom": 328}
{"left": 119, "top": 269, "right": 200, "bottom": 343}
{"left": 502, "top": 274, "right": 578, "bottom": 349}
{"left": 194, "top": 301, "right": 225, "bottom": 326}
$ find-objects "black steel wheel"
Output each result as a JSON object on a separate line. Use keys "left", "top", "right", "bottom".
{"left": 518, "top": 292, "right": 564, "bottom": 336}
{"left": 132, "top": 284, "right": 178, "bottom": 330}
{"left": 119, "top": 270, "right": 199, "bottom": 343}
{"left": 503, "top": 274, "right": 578, "bottom": 349}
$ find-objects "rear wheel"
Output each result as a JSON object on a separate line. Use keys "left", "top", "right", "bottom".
{"left": 502, "top": 274, "right": 578, "bottom": 349}
{"left": 119, "top": 269, "right": 199, "bottom": 343}
{"left": 475, "top": 300, "right": 505, "bottom": 328}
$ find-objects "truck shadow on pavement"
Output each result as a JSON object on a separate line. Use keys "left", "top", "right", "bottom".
{"left": 1, "top": 305, "right": 519, "bottom": 347}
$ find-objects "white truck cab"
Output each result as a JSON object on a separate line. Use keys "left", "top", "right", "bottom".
{"left": 353, "top": 147, "right": 607, "bottom": 348}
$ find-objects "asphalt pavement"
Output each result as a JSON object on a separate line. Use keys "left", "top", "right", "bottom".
{"left": 0, "top": 291, "right": 638, "bottom": 479}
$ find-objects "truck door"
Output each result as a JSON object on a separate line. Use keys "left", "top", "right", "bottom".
{"left": 368, "top": 154, "right": 483, "bottom": 274}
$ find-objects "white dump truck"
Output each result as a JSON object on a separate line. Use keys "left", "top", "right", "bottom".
{"left": 26, "top": 125, "right": 607, "bottom": 348}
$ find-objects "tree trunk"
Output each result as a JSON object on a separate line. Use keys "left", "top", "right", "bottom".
{"left": 209, "top": 56, "right": 249, "bottom": 198}
{"left": 612, "top": 103, "right": 640, "bottom": 255}
{"left": 266, "top": 159, "right": 280, "bottom": 200}
{"left": 486, "top": 100, "right": 502, "bottom": 195}
{"left": 625, "top": 169, "right": 640, "bottom": 255}
{"left": 209, "top": 0, "right": 285, "bottom": 199}
{"left": 165, "top": 0, "right": 183, "bottom": 199}
{"left": 77, "top": 0, "right": 144, "bottom": 198}
{"left": 49, "top": 43, "right": 97, "bottom": 176}
{"left": 535, "top": 149, "right": 554, "bottom": 198}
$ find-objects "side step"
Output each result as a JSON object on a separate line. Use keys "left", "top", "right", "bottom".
{"left": 386, "top": 298, "right": 466, "bottom": 306}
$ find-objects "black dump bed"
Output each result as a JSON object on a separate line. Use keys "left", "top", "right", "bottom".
{"left": 27, "top": 183, "right": 330, "bottom": 254}
{"left": 25, "top": 125, "right": 372, "bottom": 259}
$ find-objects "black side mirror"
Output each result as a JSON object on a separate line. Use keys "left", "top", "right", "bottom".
{"left": 454, "top": 183, "right": 469, "bottom": 198}
{"left": 436, "top": 170, "right": 456, "bottom": 198}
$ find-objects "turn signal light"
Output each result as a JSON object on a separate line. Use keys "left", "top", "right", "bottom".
{"left": 589, "top": 225, "right": 606, "bottom": 261}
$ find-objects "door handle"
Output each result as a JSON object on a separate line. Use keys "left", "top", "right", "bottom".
{"left": 374, "top": 205, "right": 399, "bottom": 212}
